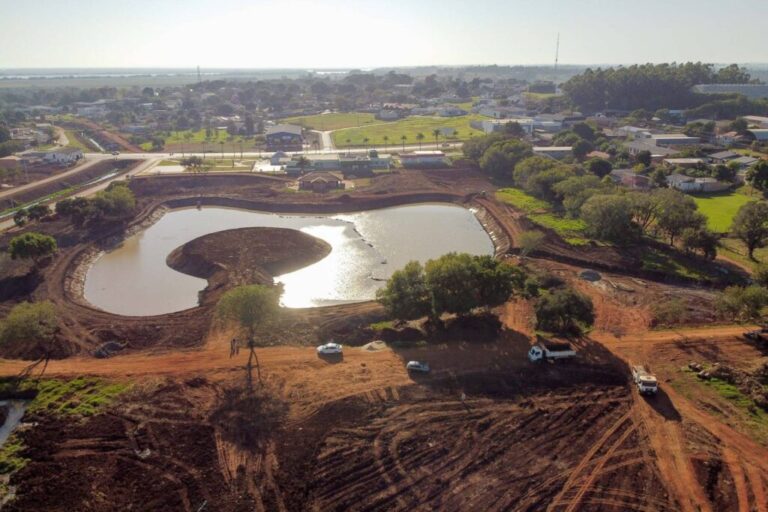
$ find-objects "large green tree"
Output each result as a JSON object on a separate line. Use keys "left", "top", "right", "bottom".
{"left": 9, "top": 232, "right": 58, "bottom": 265}
{"left": 535, "top": 288, "right": 595, "bottom": 335}
{"left": 732, "top": 201, "right": 768, "bottom": 259}
{"left": 375, "top": 261, "right": 431, "bottom": 321}
{"left": 746, "top": 161, "right": 768, "bottom": 192}
{"left": 0, "top": 301, "right": 58, "bottom": 358}
{"left": 717, "top": 285, "right": 768, "bottom": 322}
{"left": 580, "top": 194, "right": 636, "bottom": 243}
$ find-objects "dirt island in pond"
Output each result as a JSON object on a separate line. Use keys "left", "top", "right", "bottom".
{"left": 166, "top": 227, "right": 332, "bottom": 303}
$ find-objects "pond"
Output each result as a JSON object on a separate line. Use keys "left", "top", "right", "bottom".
{"left": 84, "top": 204, "right": 494, "bottom": 315}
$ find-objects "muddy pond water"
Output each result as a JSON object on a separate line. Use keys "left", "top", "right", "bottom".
{"left": 84, "top": 204, "right": 494, "bottom": 315}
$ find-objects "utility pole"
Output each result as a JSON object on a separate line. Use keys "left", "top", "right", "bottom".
{"left": 197, "top": 65, "right": 201, "bottom": 84}
{"left": 554, "top": 33, "right": 560, "bottom": 72}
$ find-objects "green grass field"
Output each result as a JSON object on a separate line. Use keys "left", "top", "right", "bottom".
{"left": 692, "top": 188, "right": 757, "bottom": 232}
{"left": 332, "top": 114, "right": 487, "bottom": 148}
{"left": 496, "top": 187, "right": 588, "bottom": 244}
{"left": 63, "top": 129, "right": 90, "bottom": 151}
{"left": 281, "top": 112, "right": 378, "bottom": 131}
{"left": 164, "top": 129, "right": 233, "bottom": 145}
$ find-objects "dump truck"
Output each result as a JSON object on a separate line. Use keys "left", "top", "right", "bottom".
{"left": 528, "top": 342, "right": 576, "bottom": 362}
{"left": 631, "top": 365, "right": 658, "bottom": 395}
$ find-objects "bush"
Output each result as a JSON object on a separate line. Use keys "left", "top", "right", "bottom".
{"left": 0, "top": 301, "right": 58, "bottom": 355}
{"left": 8, "top": 232, "right": 57, "bottom": 264}
{"left": 535, "top": 287, "right": 595, "bottom": 335}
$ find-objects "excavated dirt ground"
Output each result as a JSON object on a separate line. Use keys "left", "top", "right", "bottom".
{"left": 2, "top": 169, "right": 767, "bottom": 511}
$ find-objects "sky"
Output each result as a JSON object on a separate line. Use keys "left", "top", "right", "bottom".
{"left": 1, "top": 0, "right": 767, "bottom": 69}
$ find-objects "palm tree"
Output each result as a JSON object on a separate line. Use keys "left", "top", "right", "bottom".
{"left": 383, "top": 135, "right": 389, "bottom": 151}
{"left": 363, "top": 137, "right": 370, "bottom": 149}
{"left": 416, "top": 132, "right": 425, "bottom": 149}
{"left": 346, "top": 138, "right": 352, "bottom": 147}
{"left": 400, "top": 135, "right": 407, "bottom": 151}
{"left": 432, "top": 129, "right": 441, "bottom": 149}
{"left": 219, "top": 141, "right": 225, "bottom": 160}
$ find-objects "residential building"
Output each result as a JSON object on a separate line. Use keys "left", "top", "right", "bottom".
{"left": 746, "top": 129, "right": 768, "bottom": 142}
{"left": 399, "top": 151, "right": 447, "bottom": 169}
{"left": 743, "top": 116, "right": 768, "bottom": 128}
{"left": 668, "top": 174, "right": 730, "bottom": 193}
{"left": 617, "top": 126, "right": 652, "bottom": 139}
{"left": 270, "top": 151, "right": 288, "bottom": 166}
{"left": 473, "top": 118, "right": 534, "bottom": 135}
{"left": 716, "top": 131, "right": 743, "bottom": 146}
{"left": 533, "top": 146, "right": 572, "bottom": 160}
{"left": 609, "top": 169, "right": 652, "bottom": 190}
{"left": 265, "top": 124, "right": 303, "bottom": 151}
{"left": 25, "top": 148, "right": 83, "bottom": 165}
{"left": 297, "top": 172, "right": 345, "bottom": 193}
{"left": 624, "top": 141, "right": 680, "bottom": 162}
{"left": 709, "top": 150, "right": 740, "bottom": 164}
{"left": 650, "top": 134, "right": 700, "bottom": 147}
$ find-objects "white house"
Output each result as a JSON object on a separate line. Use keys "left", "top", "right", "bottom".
{"left": 41, "top": 148, "right": 84, "bottom": 165}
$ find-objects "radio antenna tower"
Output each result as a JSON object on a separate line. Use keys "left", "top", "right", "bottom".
{"left": 197, "top": 65, "right": 202, "bottom": 83}
{"left": 554, "top": 33, "right": 560, "bottom": 71}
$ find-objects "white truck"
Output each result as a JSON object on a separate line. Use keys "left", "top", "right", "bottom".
{"left": 631, "top": 365, "right": 659, "bottom": 395}
{"left": 528, "top": 342, "right": 576, "bottom": 362}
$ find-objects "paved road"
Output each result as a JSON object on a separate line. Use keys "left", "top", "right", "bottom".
{"left": 0, "top": 156, "right": 115, "bottom": 201}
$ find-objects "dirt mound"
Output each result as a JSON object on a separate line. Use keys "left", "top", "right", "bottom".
{"left": 166, "top": 227, "right": 331, "bottom": 301}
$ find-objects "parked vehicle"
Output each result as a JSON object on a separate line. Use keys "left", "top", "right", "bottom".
{"left": 528, "top": 342, "right": 576, "bottom": 362}
{"left": 317, "top": 342, "right": 343, "bottom": 355}
{"left": 406, "top": 361, "right": 430, "bottom": 373}
{"left": 631, "top": 365, "right": 658, "bottom": 395}
{"left": 111, "top": 151, "right": 120, "bottom": 156}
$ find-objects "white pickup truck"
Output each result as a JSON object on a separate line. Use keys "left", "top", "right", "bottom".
{"left": 528, "top": 342, "right": 576, "bottom": 362}
{"left": 631, "top": 365, "right": 659, "bottom": 395}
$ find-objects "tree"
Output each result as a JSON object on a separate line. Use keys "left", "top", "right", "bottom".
{"left": 472, "top": 255, "right": 522, "bottom": 310}
{"left": 480, "top": 140, "right": 533, "bottom": 180}
{"left": 717, "top": 285, "right": 768, "bottom": 322}
{"left": 746, "top": 161, "right": 768, "bottom": 192}
{"left": 580, "top": 194, "right": 636, "bottom": 243}
{"left": 376, "top": 261, "right": 431, "bottom": 321}
{"left": 400, "top": 135, "right": 407, "bottom": 151}
{"left": 518, "top": 230, "right": 546, "bottom": 257}
{"left": 535, "top": 288, "right": 595, "bottom": 335}
{"left": 91, "top": 183, "right": 136, "bottom": 221}
{"left": 572, "top": 140, "right": 594, "bottom": 161}
{"left": 553, "top": 175, "right": 605, "bottom": 216}
{"left": 655, "top": 189, "right": 705, "bottom": 245}
{"left": 13, "top": 209, "right": 28, "bottom": 227}
{"left": 425, "top": 252, "right": 481, "bottom": 316}
{"left": 9, "top": 232, "right": 58, "bottom": 265}
{"left": 216, "top": 285, "right": 282, "bottom": 389}
{"left": 571, "top": 122, "right": 596, "bottom": 141}
{"left": 636, "top": 150, "right": 652, "bottom": 167}
{"left": 586, "top": 158, "right": 612, "bottom": 178}
{"left": 730, "top": 117, "right": 749, "bottom": 135}
{"left": 732, "top": 201, "right": 768, "bottom": 259}
{"left": 432, "top": 129, "right": 441, "bottom": 148}
{"left": 416, "top": 132, "right": 425, "bottom": 149}
{"left": 681, "top": 227, "right": 718, "bottom": 260}
{"left": 754, "top": 263, "right": 768, "bottom": 288}
{"left": 27, "top": 204, "right": 51, "bottom": 221}
{"left": 382, "top": 135, "right": 389, "bottom": 151}
{"left": 0, "top": 301, "right": 58, "bottom": 357}
{"left": 503, "top": 122, "right": 526, "bottom": 138}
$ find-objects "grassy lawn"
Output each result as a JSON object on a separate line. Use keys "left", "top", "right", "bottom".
{"left": 332, "top": 114, "right": 488, "bottom": 148}
{"left": 720, "top": 238, "right": 768, "bottom": 272}
{"left": 281, "top": 112, "right": 378, "bottom": 131}
{"left": 674, "top": 368, "right": 768, "bottom": 444}
{"left": 692, "top": 187, "right": 757, "bottom": 232}
{"left": 496, "top": 187, "right": 588, "bottom": 244}
{"left": 162, "top": 129, "right": 233, "bottom": 146}
{"left": 63, "top": 129, "right": 90, "bottom": 151}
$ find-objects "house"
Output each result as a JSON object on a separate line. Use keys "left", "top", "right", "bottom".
{"left": 709, "top": 150, "right": 740, "bottom": 164}
{"left": 743, "top": 116, "right": 768, "bottom": 128}
{"left": 0, "top": 155, "right": 21, "bottom": 171}
{"left": 338, "top": 155, "right": 375, "bottom": 177}
{"left": 617, "top": 126, "right": 652, "bottom": 139}
{"left": 716, "top": 131, "right": 743, "bottom": 146}
{"left": 474, "top": 118, "right": 534, "bottom": 135}
{"left": 437, "top": 107, "right": 467, "bottom": 117}
{"left": 650, "top": 134, "right": 700, "bottom": 147}
{"left": 609, "top": 169, "right": 651, "bottom": 190}
{"left": 732, "top": 155, "right": 760, "bottom": 168}
{"left": 399, "top": 151, "right": 447, "bottom": 169}
{"left": 533, "top": 146, "right": 573, "bottom": 160}
{"left": 624, "top": 141, "right": 681, "bottom": 162}
{"left": 662, "top": 158, "right": 707, "bottom": 169}
{"left": 297, "top": 172, "right": 345, "bottom": 193}
{"left": 265, "top": 124, "right": 303, "bottom": 151}
{"left": 27, "top": 148, "right": 84, "bottom": 165}
{"left": 377, "top": 109, "right": 402, "bottom": 121}
{"left": 668, "top": 174, "right": 730, "bottom": 193}
{"left": 586, "top": 150, "right": 611, "bottom": 160}
{"left": 746, "top": 129, "right": 768, "bottom": 142}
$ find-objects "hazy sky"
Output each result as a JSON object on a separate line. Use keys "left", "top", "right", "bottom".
{"left": 1, "top": 0, "right": 767, "bottom": 68}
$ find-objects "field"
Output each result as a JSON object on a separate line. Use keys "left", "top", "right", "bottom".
{"left": 281, "top": 112, "right": 378, "bottom": 131}
{"left": 332, "top": 114, "right": 488, "bottom": 148}
{"left": 692, "top": 187, "right": 757, "bottom": 233}
{"left": 62, "top": 129, "right": 90, "bottom": 151}
{"left": 496, "top": 187, "right": 588, "bottom": 244}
